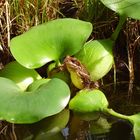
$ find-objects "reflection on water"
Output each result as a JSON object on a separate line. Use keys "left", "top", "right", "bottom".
{"left": 67, "top": 114, "right": 134, "bottom": 140}
{"left": 0, "top": 119, "right": 135, "bottom": 140}
{"left": 0, "top": 83, "right": 140, "bottom": 140}
{"left": 87, "top": 120, "right": 134, "bottom": 140}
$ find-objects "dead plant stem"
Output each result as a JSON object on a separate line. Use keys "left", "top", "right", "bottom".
{"left": 11, "top": 124, "right": 17, "bottom": 140}
{"left": 5, "top": 0, "right": 10, "bottom": 48}
{"left": 127, "top": 46, "right": 134, "bottom": 98}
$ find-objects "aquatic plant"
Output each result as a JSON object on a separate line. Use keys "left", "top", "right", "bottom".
{"left": 1, "top": 0, "right": 140, "bottom": 137}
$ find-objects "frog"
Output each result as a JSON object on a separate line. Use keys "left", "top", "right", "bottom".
{"left": 64, "top": 56, "right": 99, "bottom": 89}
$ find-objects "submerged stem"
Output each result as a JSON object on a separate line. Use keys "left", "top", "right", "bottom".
{"left": 111, "top": 15, "right": 126, "bottom": 42}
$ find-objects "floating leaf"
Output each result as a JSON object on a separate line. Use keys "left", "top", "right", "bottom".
{"left": 10, "top": 18, "right": 92, "bottom": 69}
{"left": 27, "top": 79, "right": 50, "bottom": 91}
{"left": 0, "top": 77, "right": 70, "bottom": 123}
{"left": 0, "top": 61, "right": 41, "bottom": 91}
{"left": 75, "top": 39, "right": 114, "bottom": 81}
{"left": 69, "top": 89, "right": 108, "bottom": 113}
{"left": 100, "top": 0, "right": 140, "bottom": 19}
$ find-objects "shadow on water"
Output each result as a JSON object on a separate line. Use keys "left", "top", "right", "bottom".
{"left": 1, "top": 83, "right": 140, "bottom": 140}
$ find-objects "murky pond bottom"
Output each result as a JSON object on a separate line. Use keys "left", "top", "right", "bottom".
{"left": 1, "top": 83, "right": 140, "bottom": 140}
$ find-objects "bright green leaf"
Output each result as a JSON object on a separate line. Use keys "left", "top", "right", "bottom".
{"left": 75, "top": 39, "right": 114, "bottom": 81}
{"left": 0, "top": 61, "right": 41, "bottom": 91}
{"left": 10, "top": 18, "right": 92, "bottom": 69}
{"left": 100, "top": 0, "right": 140, "bottom": 19}
{"left": 69, "top": 89, "right": 108, "bottom": 113}
{"left": 27, "top": 79, "right": 50, "bottom": 91}
{"left": 0, "top": 77, "right": 70, "bottom": 124}
{"left": 47, "top": 62, "right": 58, "bottom": 75}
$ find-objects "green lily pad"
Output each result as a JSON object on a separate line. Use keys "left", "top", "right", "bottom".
{"left": 69, "top": 89, "right": 108, "bottom": 113}
{"left": 10, "top": 18, "right": 92, "bottom": 69}
{"left": 75, "top": 39, "right": 114, "bottom": 81}
{"left": 27, "top": 79, "right": 51, "bottom": 91}
{"left": 100, "top": 0, "right": 140, "bottom": 19}
{"left": 0, "top": 61, "right": 41, "bottom": 91}
{"left": 0, "top": 77, "right": 70, "bottom": 124}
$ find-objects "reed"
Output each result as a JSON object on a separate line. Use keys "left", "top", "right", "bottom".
{"left": 0, "top": 0, "right": 60, "bottom": 49}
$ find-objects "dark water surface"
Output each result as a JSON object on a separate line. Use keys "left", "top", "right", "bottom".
{"left": 1, "top": 83, "right": 140, "bottom": 140}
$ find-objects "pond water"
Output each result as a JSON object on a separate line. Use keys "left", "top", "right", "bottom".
{"left": 0, "top": 83, "right": 140, "bottom": 140}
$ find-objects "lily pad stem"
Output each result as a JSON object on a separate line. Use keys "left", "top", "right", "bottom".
{"left": 56, "top": 60, "right": 61, "bottom": 67}
{"left": 104, "top": 108, "right": 130, "bottom": 121}
{"left": 111, "top": 15, "right": 126, "bottom": 42}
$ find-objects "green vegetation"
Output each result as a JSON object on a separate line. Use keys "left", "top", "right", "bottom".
{"left": 1, "top": 0, "right": 140, "bottom": 139}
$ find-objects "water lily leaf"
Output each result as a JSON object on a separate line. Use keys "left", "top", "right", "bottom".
{"left": 129, "top": 113, "right": 140, "bottom": 140}
{"left": 100, "top": 0, "right": 140, "bottom": 19}
{"left": 0, "top": 77, "right": 70, "bottom": 124}
{"left": 31, "top": 109, "right": 69, "bottom": 139}
{"left": 0, "top": 61, "right": 41, "bottom": 91}
{"left": 75, "top": 39, "right": 114, "bottom": 81}
{"left": 10, "top": 18, "right": 92, "bottom": 69}
{"left": 69, "top": 89, "right": 108, "bottom": 113}
{"left": 27, "top": 79, "right": 50, "bottom": 91}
